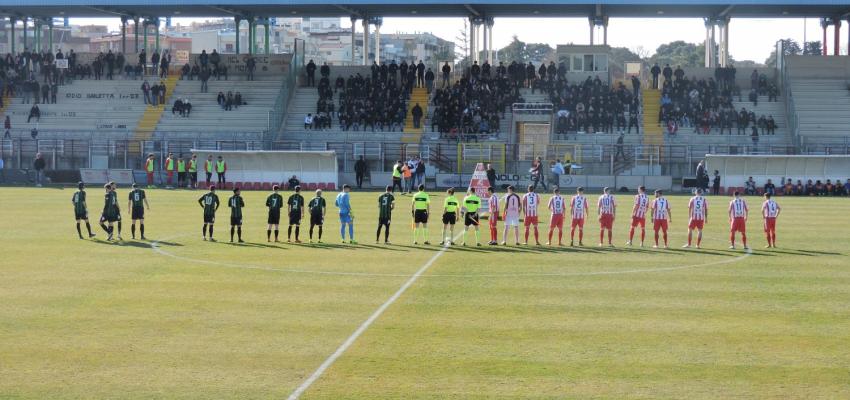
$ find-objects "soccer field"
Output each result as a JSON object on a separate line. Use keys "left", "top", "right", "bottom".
{"left": 1, "top": 186, "right": 849, "bottom": 399}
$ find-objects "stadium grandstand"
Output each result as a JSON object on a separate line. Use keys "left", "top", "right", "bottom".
{"left": 0, "top": 0, "right": 848, "bottom": 194}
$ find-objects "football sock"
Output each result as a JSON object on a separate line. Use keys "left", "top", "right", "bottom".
{"left": 348, "top": 224, "right": 354, "bottom": 241}
{"left": 474, "top": 230, "right": 480, "bottom": 243}
{"left": 230, "top": 227, "right": 235, "bottom": 241}
{"left": 558, "top": 230, "right": 562, "bottom": 242}
{"left": 376, "top": 226, "right": 381, "bottom": 242}
{"left": 697, "top": 232, "right": 702, "bottom": 246}
{"left": 101, "top": 222, "right": 109, "bottom": 233}
{"left": 117, "top": 221, "right": 122, "bottom": 235}
{"left": 140, "top": 224, "right": 144, "bottom": 237}
{"left": 288, "top": 226, "right": 292, "bottom": 239}
{"left": 534, "top": 227, "right": 539, "bottom": 242}
{"left": 629, "top": 227, "right": 635, "bottom": 241}
{"left": 131, "top": 224, "right": 136, "bottom": 237}
{"left": 295, "top": 226, "right": 300, "bottom": 240}
{"left": 76, "top": 223, "right": 82, "bottom": 237}
{"left": 607, "top": 230, "right": 612, "bottom": 244}
{"left": 267, "top": 229, "right": 271, "bottom": 240}
{"left": 524, "top": 228, "right": 529, "bottom": 242}
{"left": 341, "top": 224, "right": 346, "bottom": 240}
{"left": 203, "top": 225, "right": 207, "bottom": 237}
{"left": 208, "top": 226, "right": 214, "bottom": 238}
{"left": 384, "top": 225, "right": 390, "bottom": 242}
{"left": 274, "top": 230, "right": 279, "bottom": 241}
{"left": 640, "top": 229, "right": 645, "bottom": 242}
{"left": 663, "top": 231, "right": 668, "bottom": 246}
{"left": 688, "top": 232, "right": 692, "bottom": 246}
{"left": 237, "top": 227, "right": 242, "bottom": 240}
{"left": 86, "top": 222, "right": 92, "bottom": 235}
{"left": 318, "top": 226, "right": 323, "bottom": 240}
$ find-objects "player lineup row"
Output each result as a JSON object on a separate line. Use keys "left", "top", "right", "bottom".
{"left": 72, "top": 181, "right": 783, "bottom": 250}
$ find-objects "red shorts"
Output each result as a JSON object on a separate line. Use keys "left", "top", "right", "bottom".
{"left": 524, "top": 216, "right": 539, "bottom": 226}
{"left": 571, "top": 218, "right": 585, "bottom": 228}
{"left": 764, "top": 217, "right": 776, "bottom": 232}
{"left": 167, "top": 171, "right": 174, "bottom": 177}
{"left": 489, "top": 215, "right": 498, "bottom": 228}
{"left": 550, "top": 214, "right": 564, "bottom": 228}
{"left": 653, "top": 219, "right": 668, "bottom": 231}
{"left": 631, "top": 216, "right": 646, "bottom": 228}
{"left": 688, "top": 219, "right": 704, "bottom": 230}
{"left": 731, "top": 217, "right": 747, "bottom": 233}
{"left": 599, "top": 214, "right": 614, "bottom": 229}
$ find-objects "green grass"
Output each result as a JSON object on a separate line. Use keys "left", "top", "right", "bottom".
{"left": 1, "top": 187, "right": 849, "bottom": 399}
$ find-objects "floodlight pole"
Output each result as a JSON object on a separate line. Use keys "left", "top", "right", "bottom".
{"left": 121, "top": 16, "right": 127, "bottom": 54}
{"left": 235, "top": 16, "right": 241, "bottom": 54}
{"left": 9, "top": 17, "right": 16, "bottom": 54}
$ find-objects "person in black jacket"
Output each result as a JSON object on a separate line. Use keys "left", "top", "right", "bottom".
{"left": 411, "top": 103, "right": 423, "bottom": 129}
{"left": 33, "top": 152, "right": 46, "bottom": 187}
{"left": 354, "top": 156, "right": 368, "bottom": 189}
{"left": 441, "top": 61, "right": 451, "bottom": 88}
{"left": 424, "top": 68, "right": 435, "bottom": 93}
{"left": 306, "top": 60, "right": 316, "bottom": 86}
{"left": 486, "top": 164, "right": 497, "bottom": 189}
{"left": 662, "top": 64, "right": 673, "bottom": 85}
{"left": 416, "top": 60, "right": 425, "bottom": 88}
{"left": 320, "top": 62, "right": 330, "bottom": 78}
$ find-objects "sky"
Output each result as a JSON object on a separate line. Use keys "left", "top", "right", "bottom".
{"left": 74, "top": 16, "right": 825, "bottom": 64}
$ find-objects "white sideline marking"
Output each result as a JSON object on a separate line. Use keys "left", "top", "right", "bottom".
{"left": 285, "top": 236, "right": 459, "bottom": 400}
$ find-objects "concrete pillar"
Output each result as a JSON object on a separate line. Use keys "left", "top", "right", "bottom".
{"left": 133, "top": 17, "right": 140, "bottom": 53}
{"left": 834, "top": 18, "right": 841, "bottom": 55}
{"left": 374, "top": 20, "right": 381, "bottom": 63}
{"left": 143, "top": 19, "right": 148, "bottom": 53}
{"left": 48, "top": 19, "right": 53, "bottom": 52}
{"left": 10, "top": 17, "right": 16, "bottom": 54}
{"left": 589, "top": 18, "right": 594, "bottom": 45}
{"left": 154, "top": 18, "right": 160, "bottom": 51}
{"left": 350, "top": 16, "right": 357, "bottom": 65}
{"left": 121, "top": 17, "right": 127, "bottom": 54}
{"left": 822, "top": 18, "right": 829, "bottom": 56}
{"left": 721, "top": 18, "right": 730, "bottom": 66}
{"left": 264, "top": 18, "right": 270, "bottom": 55}
{"left": 362, "top": 18, "right": 369, "bottom": 65}
{"left": 704, "top": 18, "right": 713, "bottom": 67}
{"left": 481, "top": 21, "right": 488, "bottom": 62}
{"left": 235, "top": 16, "right": 241, "bottom": 54}
{"left": 487, "top": 18, "right": 494, "bottom": 62}
{"left": 22, "top": 17, "right": 28, "bottom": 51}
{"left": 602, "top": 17, "right": 609, "bottom": 45}
{"left": 468, "top": 17, "right": 476, "bottom": 62}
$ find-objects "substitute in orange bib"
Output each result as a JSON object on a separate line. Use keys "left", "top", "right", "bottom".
{"left": 761, "top": 193, "right": 781, "bottom": 248}
{"left": 728, "top": 191, "right": 749, "bottom": 250}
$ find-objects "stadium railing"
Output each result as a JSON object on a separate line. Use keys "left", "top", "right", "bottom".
{"left": 267, "top": 40, "right": 305, "bottom": 145}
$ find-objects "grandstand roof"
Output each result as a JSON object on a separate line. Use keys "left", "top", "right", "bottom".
{"left": 1, "top": 0, "right": 849, "bottom": 19}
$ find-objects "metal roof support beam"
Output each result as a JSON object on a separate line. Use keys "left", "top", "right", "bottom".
{"left": 335, "top": 5, "right": 362, "bottom": 18}
{"left": 464, "top": 4, "right": 480, "bottom": 17}
{"left": 718, "top": 5, "right": 735, "bottom": 17}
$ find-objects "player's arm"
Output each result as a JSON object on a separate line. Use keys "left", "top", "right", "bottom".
{"left": 301, "top": 197, "right": 305, "bottom": 218}
{"left": 127, "top": 199, "right": 133, "bottom": 212}
{"left": 704, "top": 202, "right": 708, "bottom": 224}
{"left": 612, "top": 199, "right": 617, "bottom": 221}
{"left": 761, "top": 202, "right": 767, "bottom": 219}
{"left": 775, "top": 203, "right": 781, "bottom": 218}
{"left": 214, "top": 196, "right": 220, "bottom": 211}
{"left": 666, "top": 204, "right": 672, "bottom": 223}
{"left": 144, "top": 196, "right": 150, "bottom": 210}
{"left": 728, "top": 203, "right": 733, "bottom": 221}
{"left": 198, "top": 196, "right": 205, "bottom": 208}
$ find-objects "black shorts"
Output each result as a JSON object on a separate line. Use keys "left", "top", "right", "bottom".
{"left": 289, "top": 211, "right": 302, "bottom": 225}
{"left": 464, "top": 212, "right": 480, "bottom": 226}
{"left": 74, "top": 211, "right": 88, "bottom": 220}
{"left": 379, "top": 217, "right": 391, "bottom": 226}
{"left": 414, "top": 209, "right": 429, "bottom": 224}
{"left": 442, "top": 212, "right": 457, "bottom": 225}
{"left": 190, "top": 172, "right": 198, "bottom": 182}
{"left": 102, "top": 213, "right": 120, "bottom": 223}
{"left": 204, "top": 213, "right": 215, "bottom": 224}
{"left": 231, "top": 217, "right": 243, "bottom": 226}
{"left": 131, "top": 207, "right": 145, "bottom": 220}
{"left": 310, "top": 213, "right": 324, "bottom": 226}
{"left": 268, "top": 210, "right": 281, "bottom": 225}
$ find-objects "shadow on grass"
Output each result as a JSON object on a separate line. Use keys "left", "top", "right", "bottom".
{"left": 765, "top": 248, "right": 843, "bottom": 256}
{"left": 223, "top": 241, "right": 289, "bottom": 250}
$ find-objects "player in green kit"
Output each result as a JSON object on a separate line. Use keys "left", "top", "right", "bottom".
{"left": 100, "top": 183, "right": 122, "bottom": 241}
{"left": 228, "top": 188, "right": 245, "bottom": 243}
{"left": 287, "top": 186, "right": 305, "bottom": 243}
{"left": 72, "top": 182, "right": 96, "bottom": 239}
{"left": 308, "top": 189, "right": 326, "bottom": 243}
{"left": 127, "top": 183, "right": 150, "bottom": 240}
{"left": 411, "top": 184, "right": 431, "bottom": 245}
{"left": 461, "top": 188, "right": 482, "bottom": 246}
{"left": 377, "top": 186, "right": 395, "bottom": 244}
{"left": 266, "top": 185, "right": 283, "bottom": 242}
{"left": 198, "top": 185, "right": 220, "bottom": 241}
{"left": 440, "top": 188, "right": 459, "bottom": 246}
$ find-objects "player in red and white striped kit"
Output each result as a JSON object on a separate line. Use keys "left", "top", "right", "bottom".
{"left": 761, "top": 193, "right": 781, "bottom": 248}
{"left": 522, "top": 185, "right": 541, "bottom": 245}
{"left": 502, "top": 185, "right": 522, "bottom": 245}
{"left": 728, "top": 191, "right": 749, "bottom": 249}
{"left": 547, "top": 188, "right": 566, "bottom": 246}
{"left": 487, "top": 186, "right": 499, "bottom": 245}
{"left": 570, "top": 187, "right": 589, "bottom": 246}
{"left": 627, "top": 186, "right": 649, "bottom": 247}
{"left": 597, "top": 187, "right": 616, "bottom": 247}
{"left": 684, "top": 189, "right": 708, "bottom": 249}
{"left": 650, "top": 190, "right": 672, "bottom": 248}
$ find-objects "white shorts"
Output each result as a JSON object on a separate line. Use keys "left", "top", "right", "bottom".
{"left": 504, "top": 215, "right": 520, "bottom": 226}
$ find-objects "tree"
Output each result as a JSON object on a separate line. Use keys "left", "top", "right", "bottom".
{"left": 803, "top": 41, "right": 822, "bottom": 55}
{"left": 495, "top": 36, "right": 554, "bottom": 64}
{"left": 764, "top": 38, "right": 803, "bottom": 66}
{"left": 648, "top": 41, "right": 705, "bottom": 68}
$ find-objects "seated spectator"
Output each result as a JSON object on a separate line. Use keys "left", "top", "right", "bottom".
{"left": 304, "top": 114, "right": 313, "bottom": 130}
{"left": 745, "top": 177, "right": 757, "bottom": 195}
{"left": 234, "top": 92, "right": 244, "bottom": 107}
{"left": 191, "top": 64, "right": 200, "bottom": 80}
{"left": 216, "top": 91, "right": 225, "bottom": 108}
{"left": 844, "top": 179, "right": 850, "bottom": 196}
{"left": 225, "top": 91, "right": 234, "bottom": 111}
{"left": 795, "top": 180, "right": 804, "bottom": 195}
{"left": 815, "top": 180, "right": 824, "bottom": 195}
{"left": 181, "top": 63, "right": 190, "bottom": 80}
{"left": 172, "top": 98, "right": 184, "bottom": 116}
{"left": 764, "top": 179, "right": 776, "bottom": 196}
{"left": 825, "top": 179, "right": 835, "bottom": 195}
{"left": 182, "top": 98, "right": 192, "bottom": 117}
{"left": 783, "top": 179, "right": 793, "bottom": 195}
{"left": 27, "top": 104, "right": 40, "bottom": 123}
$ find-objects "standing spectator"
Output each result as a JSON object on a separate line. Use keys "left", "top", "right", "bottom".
{"left": 696, "top": 160, "right": 708, "bottom": 192}
{"left": 159, "top": 50, "right": 170, "bottom": 78}
{"left": 764, "top": 179, "right": 776, "bottom": 196}
{"left": 4, "top": 116, "right": 11, "bottom": 138}
{"left": 151, "top": 51, "right": 160, "bottom": 77}
{"left": 320, "top": 62, "right": 330, "bottom": 79}
{"left": 415, "top": 158, "right": 426, "bottom": 189}
{"left": 33, "top": 152, "right": 46, "bottom": 187}
{"left": 354, "top": 156, "right": 367, "bottom": 189}
{"left": 615, "top": 134, "right": 625, "bottom": 162}
{"left": 141, "top": 80, "right": 151, "bottom": 104}
{"left": 246, "top": 56, "right": 256, "bottom": 81}
{"left": 209, "top": 49, "right": 221, "bottom": 72}
{"left": 199, "top": 67, "right": 210, "bottom": 93}
{"left": 551, "top": 159, "right": 565, "bottom": 186}
{"left": 424, "top": 68, "right": 435, "bottom": 93}
{"left": 199, "top": 50, "right": 208, "bottom": 69}
{"left": 650, "top": 63, "right": 661, "bottom": 89}
{"left": 486, "top": 163, "right": 497, "bottom": 189}
{"left": 411, "top": 103, "right": 423, "bottom": 129}
{"left": 662, "top": 64, "right": 673, "bottom": 85}
{"left": 416, "top": 60, "right": 426, "bottom": 88}
{"left": 306, "top": 59, "right": 317, "bottom": 86}
{"left": 441, "top": 61, "right": 451, "bottom": 88}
